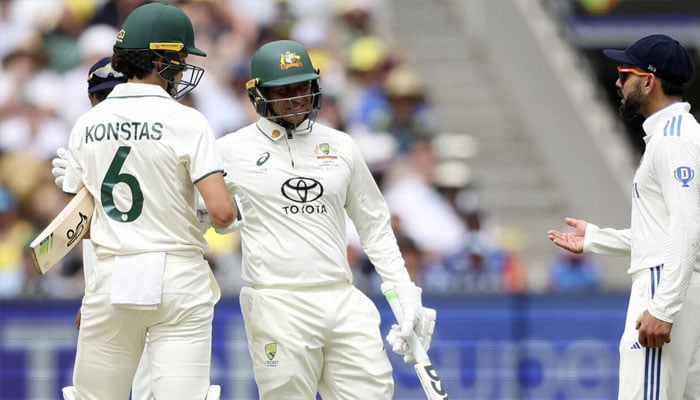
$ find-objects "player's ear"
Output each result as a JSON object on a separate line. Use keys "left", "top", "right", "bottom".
{"left": 642, "top": 74, "right": 656, "bottom": 94}
{"left": 154, "top": 56, "right": 167, "bottom": 72}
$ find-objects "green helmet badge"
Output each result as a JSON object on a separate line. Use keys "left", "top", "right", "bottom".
{"left": 280, "top": 51, "right": 302, "bottom": 70}
{"left": 251, "top": 40, "right": 319, "bottom": 87}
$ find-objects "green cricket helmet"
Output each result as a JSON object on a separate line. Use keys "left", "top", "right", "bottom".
{"left": 114, "top": 2, "right": 205, "bottom": 99}
{"left": 246, "top": 40, "right": 322, "bottom": 129}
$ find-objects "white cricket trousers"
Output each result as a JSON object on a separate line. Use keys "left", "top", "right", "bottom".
{"left": 618, "top": 266, "right": 700, "bottom": 400}
{"left": 72, "top": 252, "right": 218, "bottom": 400}
{"left": 239, "top": 283, "right": 394, "bottom": 399}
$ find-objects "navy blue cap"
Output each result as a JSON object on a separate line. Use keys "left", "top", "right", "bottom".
{"left": 603, "top": 34, "right": 694, "bottom": 85}
{"left": 87, "top": 56, "right": 127, "bottom": 94}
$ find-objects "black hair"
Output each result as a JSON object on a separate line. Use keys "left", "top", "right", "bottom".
{"left": 111, "top": 49, "right": 153, "bottom": 79}
{"left": 90, "top": 89, "right": 112, "bottom": 103}
{"left": 661, "top": 80, "right": 684, "bottom": 97}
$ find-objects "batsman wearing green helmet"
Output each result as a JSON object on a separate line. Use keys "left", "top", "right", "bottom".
{"left": 60, "top": 3, "right": 235, "bottom": 399}
{"left": 217, "top": 39, "right": 437, "bottom": 399}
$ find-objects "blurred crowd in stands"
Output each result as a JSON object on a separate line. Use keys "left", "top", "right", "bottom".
{"left": 0, "top": 0, "right": 602, "bottom": 299}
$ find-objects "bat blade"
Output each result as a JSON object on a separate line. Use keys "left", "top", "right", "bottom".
{"left": 414, "top": 359, "right": 449, "bottom": 400}
{"left": 29, "top": 188, "right": 94, "bottom": 274}
{"left": 380, "top": 282, "right": 450, "bottom": 400}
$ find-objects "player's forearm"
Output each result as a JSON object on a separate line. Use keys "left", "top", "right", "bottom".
{"left": 583, "top": 224, "right": 631, "bottom": 256}
{"left": 196, "top": 174, "right": 236, "bottom": 228}
{"left": 360, "top": 229, "right": 411, "bottom": 284}
{"left": 349, "top": 207, "right": 411, "bottom": 283}
{"left": 650, "top": 218, "right": 700, "bottom": 322}
{"left": 649, "top": 263, "right": 694, "bottom": 323}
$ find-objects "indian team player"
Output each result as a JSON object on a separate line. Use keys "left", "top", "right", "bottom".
{"left": 59, "top": 3, "right": 235, "bottom": 399}
{"left": 215, "top": 40, "right": 436, "bottom": 399}
{"left": 547, "top": 34, "right": 699, "bottom": 399}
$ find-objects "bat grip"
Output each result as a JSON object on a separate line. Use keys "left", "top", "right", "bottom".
{"left": 380, "top": 282, "right": 429, "bottom": 362}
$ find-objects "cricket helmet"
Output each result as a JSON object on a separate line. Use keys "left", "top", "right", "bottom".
{"left": 114, "top": 2, "right": 205, "bottom": 99}
{"left": 246, "top": 40, "right": 322, "bottom": 128}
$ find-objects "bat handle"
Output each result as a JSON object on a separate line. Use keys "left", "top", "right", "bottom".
{"left": 380, "top": 282, "right": 429, "bottom": 362}
{"left": 381, "top": 282, "right": 450, "bottom": 400}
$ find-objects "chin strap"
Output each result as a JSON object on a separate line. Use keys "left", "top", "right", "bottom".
{"left": 166, "top": 81, "right": 177, "bottom": 97}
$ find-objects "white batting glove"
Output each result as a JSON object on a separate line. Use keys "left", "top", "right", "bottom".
{"left": 205, "top": 385, "right": 221, "bottom": 400}
{"left": 386, "top": 323, "right": 433, "bottom": 363}
{"left": 61, "top": 386, "right": 77, "bottom": 400}
{"left": 395, "top": 282, "right": 436, "bottom": 340}
{"left": 51, "top": 147, "right": 68, "bottom": 189}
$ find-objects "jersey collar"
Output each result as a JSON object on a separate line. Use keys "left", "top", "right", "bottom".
{"left": 642, "top": 101, "right": 690, "bottom": 142}
{"left": 255, "top": 117, "right": 312, "bottom": 141}
{"left": 108, "top": 82, "right": 172, "bottom": 99}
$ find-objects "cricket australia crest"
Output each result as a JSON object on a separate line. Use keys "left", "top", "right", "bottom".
{"left": 264, "top": 342, "right": 278, "bottom": 367}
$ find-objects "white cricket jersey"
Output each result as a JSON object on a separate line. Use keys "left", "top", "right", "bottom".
{"left": 63, "top": 83, "right": 224, "bottom": 258}
{"left": 217, "top": 118, "right": 410, "bottom": 288}
{"left": 585, "top": 102, "right": 700, "bottom": 322}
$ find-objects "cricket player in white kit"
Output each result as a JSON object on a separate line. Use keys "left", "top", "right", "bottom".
{"left": 60, "top": 4, "right": 235, "bottom": 399}
{"left": 56, "top": 57, "right": 161, "bottom": 400}
{"left": 548, "top": 34, "right": 700, "bottom": 400}
{"left": 216, "top": 40, "right": 436, "bottom": 399}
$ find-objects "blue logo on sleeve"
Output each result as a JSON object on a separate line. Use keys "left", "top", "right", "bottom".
{"left": 674, "top": 166, "right": 695, "bottom": 187}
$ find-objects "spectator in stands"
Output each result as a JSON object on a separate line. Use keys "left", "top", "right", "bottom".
{"left": 328, "top": 0, "right": 400, "bottom": 64}
{"left": 443, "top": 237, "right": 502, "bottom": 293}
{"left": 382, "top": 63, "right": 439, "bottom": 153}
{"left": 61, "top": 24, "right": 120, "bottom": 124}
{"left": 88, "top": 0, "right": 143, "bottom": 29}
{"left": 382, "top": 142, "right": 468, "bottom": 260}
{"left": 547, "top": 251, "right": 602, "bottom": 293}
{"left": 0, "top": 70, "right": 69, "bottom": 160}
{"left": 443, "top": 227, "right": 526, "bottom": 294}
{"left": 0, "top": 186, "right": 31, "bottom": 298}
{"left": 0, "top": 33, "right": 47, "bottom": 120}
{"left": 39, "top": 0, "right": 97, "bottom": 73}
{"left": 343, "top": 35, "right": 394, "bottom": 134}
{"left": 177, "top": 0, "right": 258, "bottom": 137}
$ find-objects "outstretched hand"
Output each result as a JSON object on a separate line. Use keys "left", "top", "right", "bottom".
{"left": 546, "top": 217, "right": 587, "bottom": 254}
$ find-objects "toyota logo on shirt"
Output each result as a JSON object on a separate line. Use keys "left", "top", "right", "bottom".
{"left": 281, "top": 177, "right": 324, "bottom": 203}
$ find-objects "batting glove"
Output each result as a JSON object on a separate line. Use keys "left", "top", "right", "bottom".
{"left": 395, "top": 282, "right": 436, "bottom": 340}
{"left": 386, "top": 322, "right": 433, "bottom": 363}
{"left": 205, "top": 384, "right": 221, "bottom": 400}
{"left": 51, "top": 147, "right": 68, "bottom": 189}
{"left": 61, "top": 386, "right": 77, "bottom": 400}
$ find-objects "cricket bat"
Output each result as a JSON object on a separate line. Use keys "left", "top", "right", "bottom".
{"left": 29, "top": 188, "right": 94, "bottom": 275}
{"left": 381, "top": 282, "right": 449, "bottom": 400}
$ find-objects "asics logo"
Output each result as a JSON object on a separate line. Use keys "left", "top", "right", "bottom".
{"left": 256, "top": 152, "right": 271, "bottom": 166}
